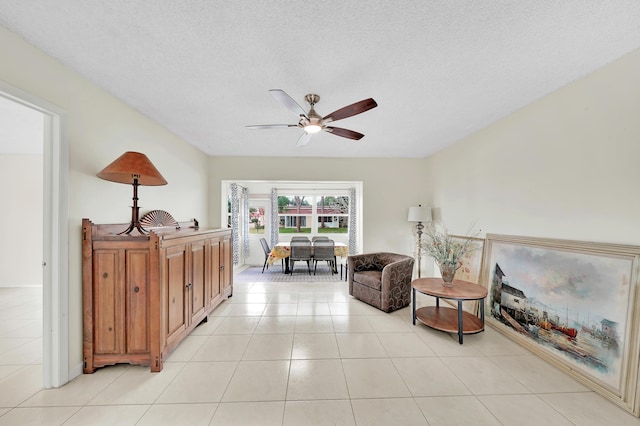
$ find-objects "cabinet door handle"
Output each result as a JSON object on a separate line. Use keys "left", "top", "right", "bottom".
{"left": 134, "top": 286, "right": 140, "bottom": 293}
{"left": 220, "top": 265, "right": 224, "bottom": 270}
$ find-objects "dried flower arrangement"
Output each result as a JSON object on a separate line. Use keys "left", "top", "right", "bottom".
{"left": 420, "top": 223, "right": 479, "bottom": 283}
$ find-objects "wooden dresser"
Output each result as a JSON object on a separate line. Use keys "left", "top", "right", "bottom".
{"left": 82, "top": 219, "right": 232, "bottom": 373}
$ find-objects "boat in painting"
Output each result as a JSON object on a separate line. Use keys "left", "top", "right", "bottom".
{"left": 490, "top": 263, "right": 619, "bottom": 373}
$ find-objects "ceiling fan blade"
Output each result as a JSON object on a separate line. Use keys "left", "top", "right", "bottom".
{"left": 322, "top": 98, "right": 377, "bottom": 123}
{"left": 246, "top": 124, "right": 297, "bottom": 129}
{"left": 324, "top": 126, "right": 365, "bottom": 140}
{"left": 296, "top": 132, "right": 312, "bottom": 147}
{"left": 269, "top": 89, "right": 308, "bottom": 117}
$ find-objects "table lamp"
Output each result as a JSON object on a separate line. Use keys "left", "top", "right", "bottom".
{"left": 97, "top": 151, "right": 167, "bottom": 235}
{"left": 407, "top": 204, "right": 432, "bottom": 278}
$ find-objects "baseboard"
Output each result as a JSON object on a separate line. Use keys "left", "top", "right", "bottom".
{"left": 68, "top": 362, "right": 83, "bottom": 382}
{"left": 0, "top": 284, "right": 42, "bottom": 288}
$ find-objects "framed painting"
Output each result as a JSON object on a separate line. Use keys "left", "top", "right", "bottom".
{"left": 480, "top": 234, "right": 640, "bottom": 416}
{"left": 450, "top": 235, "right": 485, "bottom": 284}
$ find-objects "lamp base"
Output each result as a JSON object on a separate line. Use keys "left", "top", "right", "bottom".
{"left": 118, "top": 221, "right": 147, "bottom": 235}
{"left": 119, "top": 181, "right": 147, "bottom": 235}
{"left": 416, "top": 222, "right": 423, "bottom": 278}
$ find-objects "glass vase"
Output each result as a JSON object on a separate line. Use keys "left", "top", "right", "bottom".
{"left": 438, "top": 262, "right": 458, "bottom": 287}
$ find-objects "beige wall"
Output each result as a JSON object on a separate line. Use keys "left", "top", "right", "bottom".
{"left": 2, "top": 21, "right": 639, "bottom": 380}
{"left": 208, "top": 156, "right": 427, "bottom": 254}
{"left": 0, "top": 26, "right": 210, "bottom": 371}
{"left": 0, "top": 155, "right": 43, "bottom": 286}
{"left": 209, "top": 48, "right": 640, "bottom": 280}
{"left": 424, "top": 49, "right": 640, "bottom": 255}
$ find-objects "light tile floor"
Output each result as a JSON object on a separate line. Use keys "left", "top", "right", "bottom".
{"left": 1, "top": 283, "right": 640, "bottom": 425}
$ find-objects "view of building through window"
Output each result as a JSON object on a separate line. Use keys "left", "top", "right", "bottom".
{"left": 249, "top": 206, "right": 266, "bottom": 234}
{"left": 278, "top": 194, "right": 349, "bottom": 235}
{"left": 223, "top": 181, "right": 361, "bottom": 265}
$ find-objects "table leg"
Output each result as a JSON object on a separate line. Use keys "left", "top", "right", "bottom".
{"left": 458, "top": 300, "right": 463, "bottom": 344}
{"left": 480, "top": 298, "right": 485, "bottom": 328}
{"left": 284, "top": 258, "right": 291, "bottom": 274}
{"left": 435, "top": 297, "right": 439, "bottom": 308}
{"left": 343, "top": 259, "right": 348, "bottom": 281}
{"left": 412, "top": 288, "right": 416, "bottom": 325}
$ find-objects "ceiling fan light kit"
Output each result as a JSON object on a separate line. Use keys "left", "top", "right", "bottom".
{"left": 247, "top": 89, "right": 377, "bottom": 146}
{"left": 304, "top": 124, "right": 322, "bottom": 134}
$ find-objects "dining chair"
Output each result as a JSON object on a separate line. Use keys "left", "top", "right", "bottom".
{"left": 260, "top": 237, "right": 283, "bottom": 273}
{"left": 312, "top": 236, "right": 330, "bottom": 242}
{"left": 289, "top": 240, "right": 312, "bottom": 275}
{"left": 313, "top": 239, "right": 335, "bottom": 275}
{"left": 291, "top": 236, "right": 310, "bottom": 242}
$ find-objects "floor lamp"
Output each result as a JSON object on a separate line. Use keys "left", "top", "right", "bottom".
{"left": 97, "top": 151, "right": 167, "bottom": 235}
{"left": 407, "top": 205, "right": 432, "bottom": 278}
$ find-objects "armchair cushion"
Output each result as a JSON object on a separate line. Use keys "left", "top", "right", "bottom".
{"left": 348, "top": 252, "right": 414, "bottom": 313}
{"left": 352, "top": 270, "right": 383, "bottom": 291}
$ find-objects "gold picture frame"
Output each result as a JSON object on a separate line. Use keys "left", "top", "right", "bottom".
{"left": 480, "top": 233, "right": 640, "bottom": 416}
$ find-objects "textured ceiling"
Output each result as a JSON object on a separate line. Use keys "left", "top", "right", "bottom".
{"left": 1, "top": 1, "right": 639, "bottom": 158}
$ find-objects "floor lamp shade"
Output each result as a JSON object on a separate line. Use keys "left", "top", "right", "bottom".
{"left": 97, "top": 151, "right": 167, "bottom": 234}
{"left": 407, "top": 206, "right": 432, "bottom": 223}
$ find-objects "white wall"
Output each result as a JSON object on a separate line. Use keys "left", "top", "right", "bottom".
{"left": 209, "top": 48, "right": 640, "bottom": 279}
{"left": 2, "top": 19, "right": 638, "bottom": 379}
{"left": 424, "top": 48, "right": 640, "bottom": 250}
{"left": 0, "top": 155, "right": 43, "bottom": 286}
{"left": 0, "top": 26, "right": 211, "bottom": 372}
{"left": 209, "top": 156, "right": 427, "bottom": 257}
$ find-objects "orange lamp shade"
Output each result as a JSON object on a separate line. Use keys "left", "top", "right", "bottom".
{"left": 97, "top": 151, "right": 167, "bottom": 186}
{"left": 97, "top": 151, "right": 167, "bottom": 234}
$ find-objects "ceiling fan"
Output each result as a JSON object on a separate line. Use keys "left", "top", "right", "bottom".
{"left": 247, "top": 89, "right": 377, "bottom": 146}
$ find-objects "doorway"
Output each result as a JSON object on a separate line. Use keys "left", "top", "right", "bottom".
{"left": 247, "top": 198, "right": 270, "bottom": 266}
{"left": 0, "top": 96, "right": 43, "bottom": 392}
{"left": 0, "top": 82, "right": 69, "bottom": 388}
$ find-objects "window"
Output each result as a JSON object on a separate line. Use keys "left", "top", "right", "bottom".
{"left": 316, "top": 195, "right": 349, "bottom": 234}
{"left": 278, "top": 195, "right": 312, "bottom": 234}
{"left": 221, "top": 180, "right": 362, "bottom": 255}
{"left": 278, "top": 193, "right": 349, "bottom": 235}
{"left": 249, "top": 206, "right": 266, "bottom": 234}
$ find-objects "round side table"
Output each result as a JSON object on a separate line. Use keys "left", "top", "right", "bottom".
{"left": 412, "top": 277, "right": 488, "bottom": 344}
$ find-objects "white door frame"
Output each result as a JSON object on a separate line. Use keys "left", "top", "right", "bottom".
{"left": 246, "top": 198, "right": 270, "bottom": 266}
{"left": 0, "top": 81, "right": 69, "bottom": 388}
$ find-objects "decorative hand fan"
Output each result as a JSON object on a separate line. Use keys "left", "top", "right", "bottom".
{"left": 140, "top": 210, "right": 180, "bottom": 229}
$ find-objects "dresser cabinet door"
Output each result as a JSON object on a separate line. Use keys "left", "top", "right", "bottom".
{"left": 208, "top": 237, "right": 222, "bottom": 306}
{"left": 221, "top": 235, "right": 233, "bottom": 296}
{"left": 93, "top": 250, "right": 122, "bottom": 355}
{"left": 189, "top": 240, "right": 207, "bottom": 323}
{"left": 125, "top": 249, "right": 150, "bottom": 353}
{"left": 165, "top": 244, "right": 188, "bottom": 345}
{"left": 92, "top": 248, "right": 150, "bottom": 356}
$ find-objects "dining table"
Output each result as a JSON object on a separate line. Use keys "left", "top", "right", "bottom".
{"left": 268, "top": 241, "right": 349, "bottom": 274}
